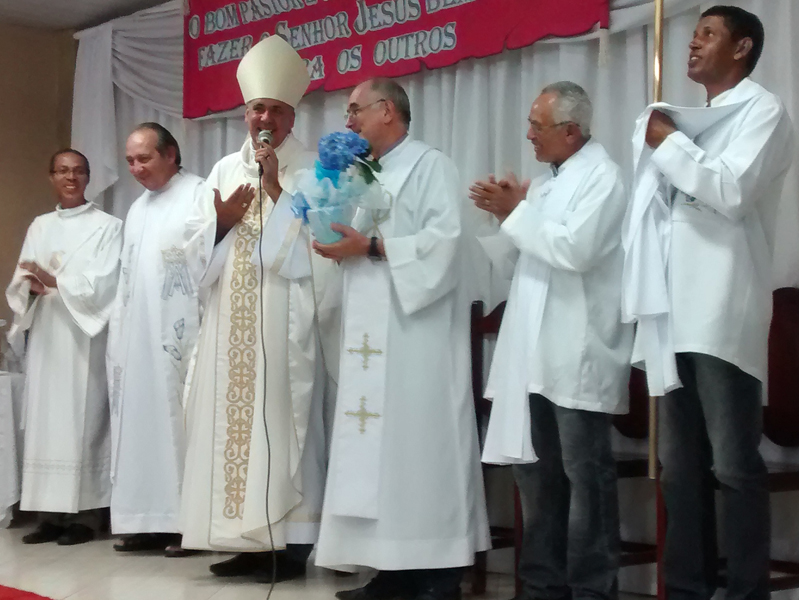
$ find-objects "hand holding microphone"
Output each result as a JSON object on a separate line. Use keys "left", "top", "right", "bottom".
{"left": 254, "top": 130, "right": 283, "bottom": 202}
{"left": 256, "top": 130, "right": 273, "bottom": 176}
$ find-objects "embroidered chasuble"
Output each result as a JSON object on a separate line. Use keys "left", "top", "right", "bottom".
{"left": 6, "top": 203, "right": 122, "bottom": 514}
{"left": 180, "top": 134, "right": 340, "bottom": 551}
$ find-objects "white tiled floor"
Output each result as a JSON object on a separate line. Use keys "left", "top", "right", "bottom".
{"left": 0, "top": 527, "right": 517, "bottom": 600}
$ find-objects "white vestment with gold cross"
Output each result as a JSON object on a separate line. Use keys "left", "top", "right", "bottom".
{"left": 179, "top": 134, "right": 341, "bottom": 551}
{"left": 315, "top": 137, "right": 490, "bottom": 571}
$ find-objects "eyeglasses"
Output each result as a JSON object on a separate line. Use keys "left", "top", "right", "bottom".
{"left": 345, "top": 98, "right": 387, "bottom": 120}
{"left": 527, "top": 120, "right": 574, "bottom": 134}
{"left": 51, "top": 167, "right": 88, "bottom": 177}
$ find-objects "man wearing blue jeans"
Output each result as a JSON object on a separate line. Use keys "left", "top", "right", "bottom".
{"left": 642, "top": 6, "right": 794, "bottom": 600}
{"left": 470, "top": 80, "right": 632, "bottom": 600}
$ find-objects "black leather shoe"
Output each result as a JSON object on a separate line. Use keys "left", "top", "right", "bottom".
{"left": 210, "top": 552, "right": 271, "bottom": 577}
{"left": 57, "top": 523, "right": 95, "bottom": 546}
{"left": 113, "top": 533, "right": 177, "bottom": 552}
{"left": 412, "top": 589, "right": 462, "bottom": 600}
{"left": 22, "top": 522, "right": 65, "bottom": 544}
{"left": 336, "top": 572, "right": 416, "bottom": 600}
{"left": 253, "top": 553, "right": 307, "bottom": 583}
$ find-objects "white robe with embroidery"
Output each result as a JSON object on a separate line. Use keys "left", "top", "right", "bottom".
{"left": 6, "top": 203, "right": 122, "bottom": 514}
{"left": 315, "top": 137, "right": 490, "bottom": 571}
{"left": 180, "top": 134, "right": 339, "bottom": 551}
{"left": 106, "top": 171, "right": 213, "bottom": 533}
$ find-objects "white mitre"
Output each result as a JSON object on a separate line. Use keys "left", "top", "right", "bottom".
{"left": 236, "top": 35, "right": 310, "bottom": 108}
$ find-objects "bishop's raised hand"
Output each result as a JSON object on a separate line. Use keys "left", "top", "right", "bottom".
{"left": 213, "top": 184, "right": 256, "bottom": 242}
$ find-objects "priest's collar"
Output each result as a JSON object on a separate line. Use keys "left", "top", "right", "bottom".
{"left": 709, "top": 77, "right": 754, "bottom": 108}
{"left": 551, "top": 137, "right": 595, "bottom": 177}
{"left": 150, "top": 169, "right": 184, "bottom": 196}
{"left": 381, "top": 133, "right": 408, "bottom": 159}
{"left": 56, "top": 201, "right": 93, "bottom": 217}
{"left": 376, "top": 134, "right": 411, "bottom": 172}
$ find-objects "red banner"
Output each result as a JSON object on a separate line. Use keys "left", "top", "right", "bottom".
{"left": 183, "top": 0, "right": 609, "bottom": 118}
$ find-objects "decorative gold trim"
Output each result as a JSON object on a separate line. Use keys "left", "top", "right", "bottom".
{"left": 223, "top": 199, "right": 262, "bottom": 519}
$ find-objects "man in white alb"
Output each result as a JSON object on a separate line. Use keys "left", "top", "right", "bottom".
{"left": 313, "top": 77, "right": 490, "bottom": 600}
{"left": 179, "top": 35, "right": 338, "bottom": 582}
{"left": 625, "top": 7, "right": 795, "bottom": 600}
{"left": 470, "top": 81, "right": 633, "bottom": 600}
{"left": 7, "top": 149, "right": 122, "bottom": 546}
{"left": 107, "top": 123, "right": 241, "bottom": 556}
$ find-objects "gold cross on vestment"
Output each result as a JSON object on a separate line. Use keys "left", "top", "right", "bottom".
{"left": 345, "top": 396, "right": 381, "bottom": 434}
{"left": 347, "top": 333, "right": 383, "bottom": 370}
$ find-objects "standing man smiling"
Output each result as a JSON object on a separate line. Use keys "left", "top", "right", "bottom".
{"left": 179, "top": 35, "right": 338, "bottom": 583}
{"left": 313, "top": 77, "right": 489, "bottom": 600}
{"left": 107, "top": 123, "right": 219, "bottom": 556}
{"left": 631, "top": 7, "right": 794, "bottom": 600}
{"left": 469, "top": 81, "right": 631, "bottom": 600}
{"left": 7, "top": 149, "right": 121, "bottom": 546}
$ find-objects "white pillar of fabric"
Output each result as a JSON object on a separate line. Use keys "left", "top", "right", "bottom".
{"left": 72, "top": 23, "right": 117, "bottom": 204}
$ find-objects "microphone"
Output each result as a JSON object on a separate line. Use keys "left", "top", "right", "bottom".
{"left": 257, "top": 130, "right": 273, "bottom": 176}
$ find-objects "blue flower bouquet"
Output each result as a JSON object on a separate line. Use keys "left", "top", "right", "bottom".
{"left": 292, "top": 131, "right": 383, "bottom": 244}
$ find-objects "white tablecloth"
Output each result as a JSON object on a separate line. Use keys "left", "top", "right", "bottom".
{"left": 0, "top": 371, "right": 25, "bottom": 527}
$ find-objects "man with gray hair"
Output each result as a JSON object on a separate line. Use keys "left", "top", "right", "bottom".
{"left": 469, "top": 81, "right": 633, "bottom": 600}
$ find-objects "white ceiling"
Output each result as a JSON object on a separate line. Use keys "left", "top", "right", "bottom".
{"left": 0, "top": 0, "right": 171, "bottom": 31}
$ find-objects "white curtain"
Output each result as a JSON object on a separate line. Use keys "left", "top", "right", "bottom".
{"left": 72, "top": 0, "right": 799, "bottom": 299}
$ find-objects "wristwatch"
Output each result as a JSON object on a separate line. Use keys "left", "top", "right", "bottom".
{"left": 368, "top": 236, "right": 382, "bottom": 259}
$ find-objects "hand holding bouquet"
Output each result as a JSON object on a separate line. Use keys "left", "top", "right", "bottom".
{"left": 292, "top": 131, "right": 384, "bottom": 244}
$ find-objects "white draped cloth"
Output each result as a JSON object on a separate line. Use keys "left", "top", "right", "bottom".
{"left": 180, "top": 134, "right": 339, "bottom": 551}
{"left": 482, "top": 140, "right": 634, "bottom": 465}
{"left": 6, "top": 203, "right": 122, "bottom": 514}
{"left": 622, "top": 78, "right": 795, "bottom": 395}
{"left": 0, "top": 373, "right": 28, "bottom": 527}
{"left": 315, "top": 137, "right": 490, "bottom": 571}
{"left": 106, "top": 171, "right": 213, "bottom": 533}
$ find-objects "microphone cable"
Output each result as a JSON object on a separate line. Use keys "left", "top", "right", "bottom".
{"left": 257, "top": 160, "right": 277, "bottom": 600}
{"left": 256, "top": 139, "right": 330, "bottom": 600}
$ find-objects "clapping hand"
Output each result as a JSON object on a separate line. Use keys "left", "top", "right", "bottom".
{"left": 469, "top": 172, "right": 530, "bottom": 222}
{"left": 20, "top": 261, "right": 56, "bottom": 294}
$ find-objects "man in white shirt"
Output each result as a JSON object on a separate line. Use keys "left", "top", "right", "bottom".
{"left": 313, "top": 77, "right": 490, "bottom": 600}
{"left": 640, "top": 7, "right": 794, "bottom": 600}
{"left": 7, "top": 149, "right": 122, "bottom": 546}
{"left": 470, "top": 82, "right": 632, "bottom": 600}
